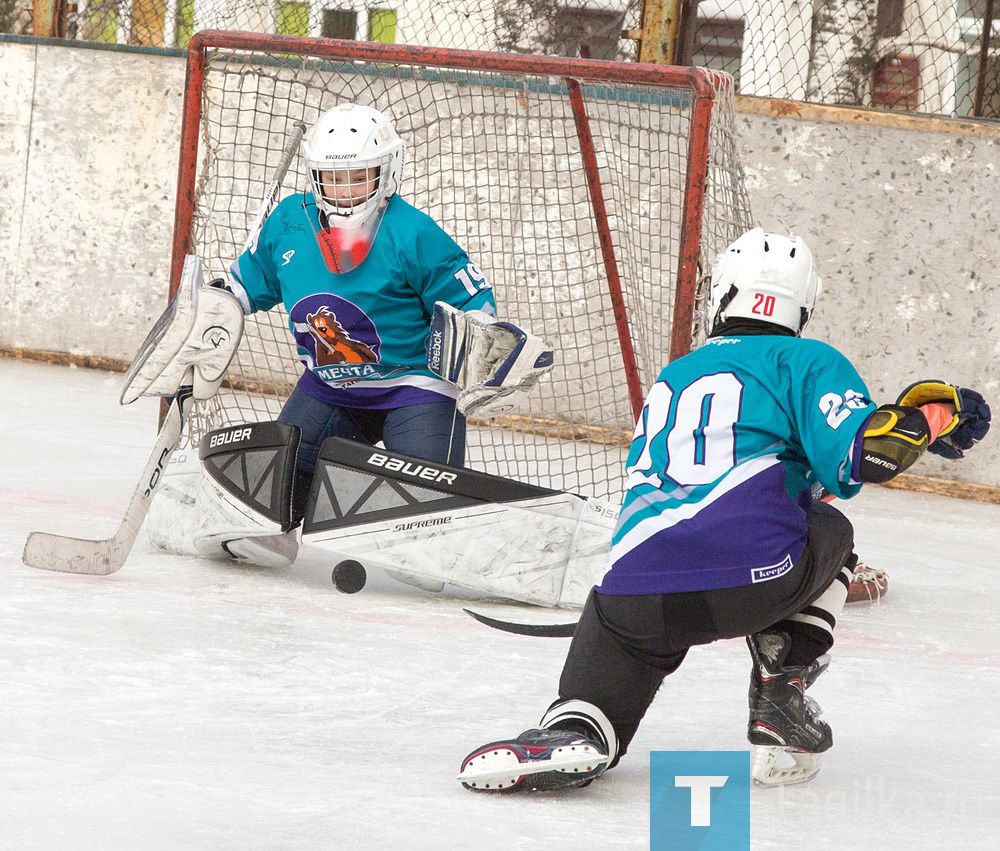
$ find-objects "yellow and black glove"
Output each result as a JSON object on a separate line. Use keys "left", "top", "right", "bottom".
{"left": 896, "top": 380, "right": 991, "bottom": 460}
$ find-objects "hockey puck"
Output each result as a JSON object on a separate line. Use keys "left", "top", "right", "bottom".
{"left": 332, "top": 560, "right": 367, "bottom": 594}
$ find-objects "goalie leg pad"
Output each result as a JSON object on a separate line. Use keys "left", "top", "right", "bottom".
{"left": 146, "top": 449, "right": 204, "bottom": 557}
{"left": 190, "top": 422, "right": 301, "bottom": 566}
{"left": 301, "top": 438, "right": 615, "bottom": 607}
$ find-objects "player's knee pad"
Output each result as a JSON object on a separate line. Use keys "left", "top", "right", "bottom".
{"left": 190, "top": 421, "right": 301, "bottom": 567}
{"left": 784, "top": 556, "right": 852, "bottom": 648}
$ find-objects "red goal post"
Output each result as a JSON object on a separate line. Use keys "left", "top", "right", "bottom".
{"left": 170, "top": 30, "right": 752, "bottom": 505}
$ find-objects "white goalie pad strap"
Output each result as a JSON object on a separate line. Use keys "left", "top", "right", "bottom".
{"left": 300, "top": 438, "right": 615, "bottom": 608}
{"left": 427, "top": 301, "right": 554, "bottom": 419}
{"left": 121, "top": 255, "right": 245, "bottom": 404}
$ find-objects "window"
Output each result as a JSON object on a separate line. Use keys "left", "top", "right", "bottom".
{"left": 175, "top": 0, "right": 195, "bottom": 48}
{"left": 876, "top": 0, "right": 904, "bottom": 39}
{"left": 955, "top": 52, "right": 1000, "bottom": 118}
{"left": 870, "top": 55, "right": 920, "bottom": 111}
{"left": 690, "top": 17, "right": 744, "bottom": 84}
{"left": 0, "top": 0, "right": 18, "bottom": 34}
{"left": 550, "top": 8, "right": 624, "bottom": 61}
{"left": 322, "top": 8, "right": 357, "bottom": 39}
{"left": 277, "top": 1, "right": 310, "bottom": 37}
{"left": 89, "top": 5, "right": 120, "bottom": 43}
{"left": 368, "top": 8, "right": 397, "bottom": 44}
{"left": 956, "top": 0, "right": 996, "bottom": 15}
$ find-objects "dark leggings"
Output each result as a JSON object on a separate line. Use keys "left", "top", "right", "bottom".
{"left": 558, "top": 500, "right": 855, "bottom": 763}
{"left": 277, "top": 385, "right": 466, "bottom": 516}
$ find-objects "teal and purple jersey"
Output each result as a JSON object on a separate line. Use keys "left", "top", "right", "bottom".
{"left": 597, "top": 335, "right": 877, "bottom": 595}
{"left": 229, "top": 193, "right": 496, "bottom": 409}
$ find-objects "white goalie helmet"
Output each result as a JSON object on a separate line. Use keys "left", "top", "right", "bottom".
{"left": 302, "top": 103, "right": 404, "bottom": 227}
{"left": 301, "top": 103, "right": 405, "bottom": 272}
{"left": 707, "top": 227, "right": 822, "bottom": 335}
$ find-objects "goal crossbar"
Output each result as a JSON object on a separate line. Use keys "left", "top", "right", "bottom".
{"left": 169, "top": 30, "right": 751, "bottom": 503}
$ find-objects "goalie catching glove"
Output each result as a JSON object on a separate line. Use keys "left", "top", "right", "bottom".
{"left": 896, "top": 380, "right": 991, "bottom": 460}
{"left": 121, "top": 255, "right": 245, "bottom": 404}
{"left": 426, "top": 301, "right": 554, "bottom": 419}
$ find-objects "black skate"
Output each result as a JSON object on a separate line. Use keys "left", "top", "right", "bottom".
{"left": 458, "top": 727, "right": 608, "bottom": 793}
{"left": 747, "top": 631, "right": 833, "bottom": 787}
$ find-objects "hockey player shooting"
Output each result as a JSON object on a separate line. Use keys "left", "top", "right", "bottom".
{"left": 457, "top": 228, "right": 991, "bottom": 792}
{"left": 146, "top": 103, "right": 554, "bottom": 583}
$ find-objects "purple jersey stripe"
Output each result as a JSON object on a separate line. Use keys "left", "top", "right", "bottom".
{"left": 598, "top": 464, "right": 808, "bottom": 594}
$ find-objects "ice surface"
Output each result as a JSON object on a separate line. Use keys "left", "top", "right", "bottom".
{"left": 2, "top": 359, "right": 998, "bottom": 849}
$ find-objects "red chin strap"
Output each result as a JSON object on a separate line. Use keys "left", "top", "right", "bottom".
{"left": 316, "top": 226, "right": 373, "bottom": 274}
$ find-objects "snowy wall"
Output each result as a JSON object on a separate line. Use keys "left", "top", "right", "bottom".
{"left": 735, "top": 99, "right": 1000, "bottom": 488}
{"left": 1, "top": 38, "right": 998, "bottom": 487}
{"left": 0, "top": 39, "right": 182, "bottom": 362}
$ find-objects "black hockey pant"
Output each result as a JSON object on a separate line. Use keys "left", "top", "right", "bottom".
{"left": 558, "top": 500, "right": 855, "bottom": 764}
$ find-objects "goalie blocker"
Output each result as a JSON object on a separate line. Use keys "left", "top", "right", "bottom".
{"left": 427, "top": 301, "right": 554, "bottom": 419}
{"left": 301, "top": 438, "right": 616, "bottom": 608}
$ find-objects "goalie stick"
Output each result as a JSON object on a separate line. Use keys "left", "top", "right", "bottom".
{"left": 464, "top": 608, "right": 578, "bottom": 638}
{"left": 22, "top": 388, "right": 195, "bottom": 575}
{"left": 21, "top": 123, "right": 306, "bottom": 576}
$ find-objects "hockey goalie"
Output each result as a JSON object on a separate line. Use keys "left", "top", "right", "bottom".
{"left": 139, "top": 105, "right": 607, "bottom": 610}
{"left": 144, "top": 296, "right": 610, "bottom": 609}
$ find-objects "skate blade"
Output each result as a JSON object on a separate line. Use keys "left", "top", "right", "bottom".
{"left": 458, "top": 744, "right": 607, "bottom": 791}
{"left": 751, "top": 746, "right": 822, "bottom": 787}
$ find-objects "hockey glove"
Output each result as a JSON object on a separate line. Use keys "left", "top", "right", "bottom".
{"left": 121, "top": 255, "right": 245, "bottom": 404}
{"left": 427, "top": 302, "right": 554, "bottom": 419}
{"left": 896, "top": 380, "right": 991, "bottom": 460}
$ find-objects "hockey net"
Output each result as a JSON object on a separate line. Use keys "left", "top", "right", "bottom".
{"left": 171, "top": 31, "right": 752, "bottom": 506}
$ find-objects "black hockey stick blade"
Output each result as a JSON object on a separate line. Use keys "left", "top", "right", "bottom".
{"left": 463, "top": 608, "right": 578, "bottom": 638}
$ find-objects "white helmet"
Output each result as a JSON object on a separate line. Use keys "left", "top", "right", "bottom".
{"left": 301, "top": 103, "right": 404, "bottom": 272}
{"left": 707, "top": 227, "right": 822, "bottom": 335}
{"left": 302, "top": 103, "right": 404, "bottom": 228}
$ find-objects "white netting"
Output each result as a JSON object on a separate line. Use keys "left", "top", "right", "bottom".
{"left": 179, "top": 39, "right": 752, "bottom": 504}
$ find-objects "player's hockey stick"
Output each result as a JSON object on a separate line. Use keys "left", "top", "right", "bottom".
{"left": 22, "top": 387, "right": 195, "bottom": 575}
{"left": 21, "top": 122, "right": 307, "bottom": 576}
{"left": 463, "top": 608, "right": 578, "bottom": 638}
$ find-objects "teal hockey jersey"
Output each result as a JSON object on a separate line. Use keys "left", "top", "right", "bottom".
{"left": 229, "top": 194, "right": 496, "bottom": 408}
{"left": 597, "top": 334, "right": 877, "bottom": 595}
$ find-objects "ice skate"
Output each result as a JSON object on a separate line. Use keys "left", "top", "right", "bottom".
{"left": 458, "top": 727, "right": 608, "bottom": 793}
{"left": 747, "top": 631, "right": 833, "bottom": 787}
